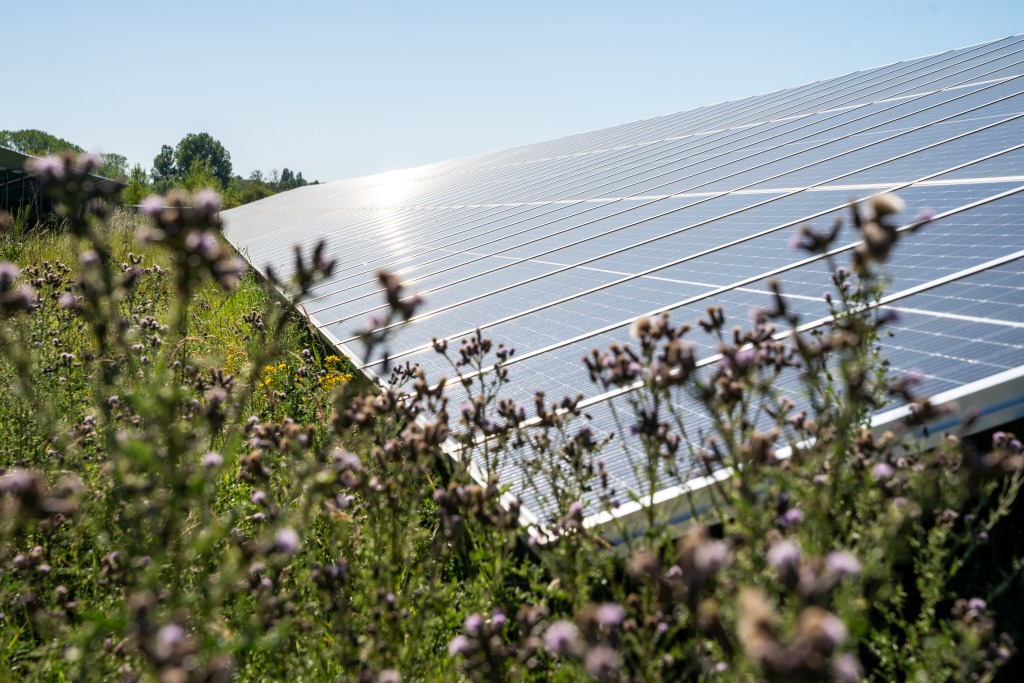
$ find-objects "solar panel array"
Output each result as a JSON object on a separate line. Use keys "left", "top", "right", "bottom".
{"left": 223, "top": 35, "right": 1024, "bottom": 529}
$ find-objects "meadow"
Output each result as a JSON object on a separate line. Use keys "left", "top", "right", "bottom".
{"left": 0, "top": 153, "right": 1021, "bottom": 683}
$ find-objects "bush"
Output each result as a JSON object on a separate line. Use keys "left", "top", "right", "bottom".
{"left": 0, "top": 152, "right": 1020, "bottom": 682}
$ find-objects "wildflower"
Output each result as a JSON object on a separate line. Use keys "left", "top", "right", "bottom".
{"left": 448, "top": 635, "right": 473, "bottom": 657}
{"left": 544, "top": 620, "right": 580, "bottom": 656}
{"left": 780, "top": 508, "right": 804, "bottom": 527}
{"left": 767, "top": 540, "right": 801, "bottom": 574}
{"left": 465, "top": 613, "right": 484, "bottom": 637}
{"left": 595, "top": 602, "right": 625, "bottom": 627}
{"left": 831, "top": 653, "right": 864, "bottom": 682}
{"left": 194, "top": 189, "right": 222, "bottom": 213}
{"left": 630, "top": 315, "right": 652, "bottom": 338}
{"left": 202, "top": 451, "right": 223, "bottom": 468}
{"left": 491, "top": 609, "right": 507, "bottom": 630}
{"left": 274, "top": 528, "right": 300, "bottom": 555}
{"left": 825, "top": 551, "right": 862, "bottom": 577}
{"left": 377, "top": 671, "right": 401, "bottom": 683}
{"left": 252, "top": 490, "right": 267, "bottom": 506}
{"left": 155, "top": 623, "right": 185, "bottom": 660}
{"left": 584, "top": 645, "right": 621, "bottom": 681}
{"left": 872, "top": 462, "right": 894, "bottom": 480}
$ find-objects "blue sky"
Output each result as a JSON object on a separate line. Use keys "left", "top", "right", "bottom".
{"left": 5, "top": 0, "right": 1024, "bottom": 182}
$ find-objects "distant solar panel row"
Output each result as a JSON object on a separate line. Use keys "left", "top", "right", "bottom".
{"left": 224, "top": 36, "right": 1024, "bottom": 530}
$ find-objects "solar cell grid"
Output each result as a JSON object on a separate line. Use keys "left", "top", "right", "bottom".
{"left": 223, "top": 36, "right": 1024, "bottom": 530}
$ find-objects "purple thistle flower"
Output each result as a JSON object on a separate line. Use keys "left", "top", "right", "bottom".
{"left": 872, "top": 463, "right": 894, "bottom": 480}
{"left": 377, "top": 670, "right": 401, "bottom": 683}
{"left": 584, "top": 645, "right": 621, "bottom": 680}
{"left": 275, "top": 528, "right": 301, "bottom": 555}
{"left": 0, "top": 470, "right": 34, "bottom": 495}
{"left": 767, "top": 540, "right": 801, "bottom": 572}
{"left": 252, "top": 490, "right": 267, "bottom": 506}
{"left": 464, "top": 613, "right": 484, "bottom": 637}
{"left": 155, "top": 623, "right": 185, "bottom": 660}
{"left": 544, "top": 620, "right": 580, "bottom": 656}
{"left": 1010, "top": 439, "right": 1023, "bottom": 454}
{"left": 202, "top": 451, "right": 223, "bottom": 469}
{"left": 79, "top": 251, "right": 100, "bottom": 266}
{"left": 821, "top": 614, "right": 848, "bottom": 646}
{"left": 448, "top": 635, "right": 473, "bottom": 657}
{"left": 26, "top": 155, "right": 65, "bottom": 177}
{"left": 831, "top": 653, "right": 863, "bottom": 682}
{"left": 780, "top": 508, "right": 804, "bottom": 527}
{"left": 595, "top": 602, "right": 625, "bottom": 627}
{"left": 993, "top": 431, "right": 1008, "bottom": 446}
{"left": 196, "top": 232, "right": 220, "bottom": 259}
{"left": 491, "top": 609, "right": 507, "bottom": 630}
{"left": 194, "top": 189, "right": 222, "bottom": 213}
{"left": 140, "top": 195, "right": 165, "bottom": 215}
{"left": 694, "top": 540, "right": 730, "bottom": 572}
{"left": 823, "top": 291, "right": 832, "bottom": 302}
{"left": 826, "top": 551, "right": 862, "bottom": 577}
{"left": 968, "top": 598, "right": 987, "bottom": 611}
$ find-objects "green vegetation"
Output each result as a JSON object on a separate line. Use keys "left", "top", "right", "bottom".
{"left": 0, "top": 154, "right": 1020, "bottom": 682}
{"left": 2, "top": 129, "right": 318, "bottom": 211}
{"left": 1, "top": 129, "right": 128, "bottom": 181}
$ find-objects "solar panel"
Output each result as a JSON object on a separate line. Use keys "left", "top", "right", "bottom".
{"left": 223, "top": 36, "right": 1024, "bottom": 534}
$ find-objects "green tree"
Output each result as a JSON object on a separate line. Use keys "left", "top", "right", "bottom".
{"left": 152, "top": 144, "right": 176, "bottom": 181}
{"left": 120, "top": 163, "right": 151, "bottom": 206}
{"left": 97, "top": 153, "right": 128, "bottom": 180}
{"left": 180, "top": 157, "right": 222, "bottom": 194}
{"left": 174, "top": 133, "right": 232, "bottom": 188}
{"left": 0, "top": 129, "right": 83, "bottom": 156}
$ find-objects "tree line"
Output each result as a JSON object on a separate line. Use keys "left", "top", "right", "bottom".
{"left": 1, "top": 129, "right": 317, "bottom": 210}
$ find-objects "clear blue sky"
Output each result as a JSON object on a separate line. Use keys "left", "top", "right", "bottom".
{"left": 5, "top": 0, "right": 1024, "bottom": 182}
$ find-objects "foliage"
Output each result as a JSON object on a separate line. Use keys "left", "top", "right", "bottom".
{"left": 0, "top": 129, "right": 127, "bottom": 180}
{"left": 148, "top": 133, "right": 233, "bottom": 189}
{"left": 0, "top": 129, "right": 83, "bottom": 157}
{"left": 121, "top": 164, "right": 151, "bottom": 207}
{"left": 152, "top": 145, "right": 177, "bottom": 182}
{"left": 0, "top": 153, "right": 1021, "bottom": 683}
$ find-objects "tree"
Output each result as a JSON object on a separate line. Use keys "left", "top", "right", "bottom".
{"left": 281, "top": 168, "right": 293, "bottom": 183}
{"left": 2, "top": 129, "right": 127, "bottom": 179}
{"left": 152, "top": 145, "right": 176, "bottom": 181}
{"left": 0, "top": 129, "right": 82, "bottom": 156}
{"left": 98, "top": 153, "right": 128, "bottom": 180}
{"left": 174, "top": 133, "right": 232, "bottom": 188}
{"left": 120, "top": 164, "right": 151, "bottom": 206}
{"left": 180, "top": 158, "right": 222, "bottom": 194}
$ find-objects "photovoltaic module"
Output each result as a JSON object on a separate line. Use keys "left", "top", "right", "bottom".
{"left": 223, "top": 36, "right": 1024, "bottom": 540}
